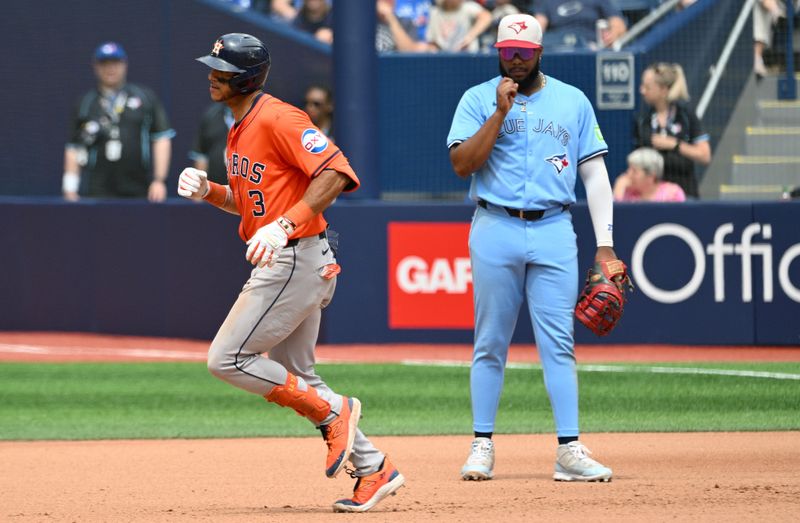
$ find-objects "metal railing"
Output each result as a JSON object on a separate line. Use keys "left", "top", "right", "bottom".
{"left": 696, "top": 0, "right": 756, "bottom": 119}
{"left": 613, "top": 0, "right": 682, "bottom": 50}
{"left": 778, "top": 0, "right": 797, "bottom": 99}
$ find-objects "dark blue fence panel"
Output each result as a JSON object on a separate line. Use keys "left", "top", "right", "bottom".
{"left": 606, "top": 202, "right": 756, "bottom": 344}
{"left": 325, "top": 201, "right": 775, "bottom": 345}
{"left": 324, "top": 202, "right": 477, "bottom": 344}
{"left": 0, "top": 198, "right": 251, "bottom": 340}
{"left": 3, "top": 199, "right": 796, "bottom": 345}
{"left": 752, "top": 202, "right": 800, "bottom": 344}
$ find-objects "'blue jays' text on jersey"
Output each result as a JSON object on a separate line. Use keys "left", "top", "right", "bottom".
{"left": 447, "top": 75, "right": 607, "bottom": 209}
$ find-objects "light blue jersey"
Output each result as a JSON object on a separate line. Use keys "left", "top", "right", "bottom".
{"left": 449, "top": 74, "right": 608, "bottom": 440}
{"left": 447, "top": 75, "right": 607, "bottom": 209}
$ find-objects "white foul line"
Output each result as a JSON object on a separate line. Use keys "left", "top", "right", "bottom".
{"left": 1, "top": 345, "right": 797, "bottom": 380}
{"left": 400, "top": 359, "right": 800, "bottom": 381}
{"left": 0, "top": 343, "right": 206, "bottom": 361}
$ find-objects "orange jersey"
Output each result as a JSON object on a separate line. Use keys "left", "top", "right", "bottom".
{"left": 226, "top": 94, "right": 360, "bottom": 242}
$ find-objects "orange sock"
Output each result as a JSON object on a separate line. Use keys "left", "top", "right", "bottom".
{"left": 264, "top": 373, "right": 331, "bottom": 424}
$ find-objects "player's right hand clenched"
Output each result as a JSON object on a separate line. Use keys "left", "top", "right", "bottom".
{"left": 177, "top": 168, "right": 209, "bottom": 201}
{"left": 246, "top": 218, "right": 294, "bottom": 269}
{"left": 496, "top": 77, "right": 518, "bottom": 116}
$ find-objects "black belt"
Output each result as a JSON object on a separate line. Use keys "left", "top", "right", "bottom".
{"left": 286, "top": 231, "right": 326, "bottom": 247}
{"left": 477, "top": 199, "right": 569, "bottom": 221}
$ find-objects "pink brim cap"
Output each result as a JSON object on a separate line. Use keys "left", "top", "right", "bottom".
{"left": 494, "top": 40, "right": 542, "bottom": 49}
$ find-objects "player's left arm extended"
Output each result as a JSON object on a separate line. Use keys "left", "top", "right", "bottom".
{"left": 578, "top": 156, "right": 616, "bottom": 262}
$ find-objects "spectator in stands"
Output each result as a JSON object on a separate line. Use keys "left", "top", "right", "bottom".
{"left": 271, "top": 0, "right": 298, "bottom": 20}
{"left": 63, "top": 42, "right": 174, "bottom": 201}
{"left": 479, "top": 0, "right": 521, "bottom": 51}
{"left": 293, "top": 0, "right": 334, "bottom": 44}
{"left": 188, "top": 103, "right": 234, "bottom": 186}
{"left": 426, "top": 0, "right": 493, "bottom": 52}
{"left": 395, "top": 0, "right": 432, "bottom": 41}
{"left": 634, "top": 62, "right": 711, "bottom": 199}
{"left": 303, "top": 85, "right": 335, "bottom": 139}
{"left": 753, "top": 0, "right": 800, "bottom": 78}
{"left": 272, "top": 0, "right": 332, "bottom": 21}
{"left": 377, "top": 0, "right": 433, "bottom": 52}
{"left": 485, "top": 0, "right": 520, "bottom": 19}
{"left": 613, "top": 147, "right": 686, "bottom": 202}
{"left": 250, "top": 0, "right": 276, "bottom": 15}
{"left": 512, "top": 0, "right": 535, "bottom": 11}
{"left": 533, "top": 0, "right": 626, "bottom": 50}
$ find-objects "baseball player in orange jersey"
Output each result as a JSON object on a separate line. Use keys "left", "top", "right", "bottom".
{"left": 177, "top": 33, "right": 404, "bottom": 513}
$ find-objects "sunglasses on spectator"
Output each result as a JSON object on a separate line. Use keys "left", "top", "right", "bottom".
{"left": 305, "top": 99, "right": 326, "bottom": 107}
{"left": 498, "top": 47, "right": 536, "bottom": 61}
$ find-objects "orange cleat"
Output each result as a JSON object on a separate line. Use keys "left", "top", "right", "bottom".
{"left": 332, "top": 457, "right": 405, "bottom": 513}
{"left": 320, "top": 396, "right": 360, "bottom": 478}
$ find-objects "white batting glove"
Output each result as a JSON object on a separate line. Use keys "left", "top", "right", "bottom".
{"left": 177, "top": 168, "right": 209, "bottom": 201}
{"left": 246, "top": 217, "right": 295, "bottom": 268}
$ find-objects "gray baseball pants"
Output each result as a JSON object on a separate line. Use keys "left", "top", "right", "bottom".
{"left": 207, "top": 233, "right": 383, "bottom": 475}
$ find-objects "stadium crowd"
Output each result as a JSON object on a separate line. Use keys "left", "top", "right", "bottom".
{"left": 65, "top": 0, "right": 800, "bottom": 202}
{"left": 223, "top": 0, "right": 646, "bottom": 52}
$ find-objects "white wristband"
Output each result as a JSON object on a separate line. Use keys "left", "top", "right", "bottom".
{"left": 62, "top": 172, "right": 80, "bottom": 193}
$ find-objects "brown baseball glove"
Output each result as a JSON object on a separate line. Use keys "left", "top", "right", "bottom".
{"left": 574, "top": 259, "right": 634, "bottom": 336}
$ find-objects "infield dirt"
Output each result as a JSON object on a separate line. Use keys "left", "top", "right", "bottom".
{"left": 3, "top": 432, "right": 800, "bottom": 522}
{"left": 2, "top": 333, "right": 799, "bottom": 521}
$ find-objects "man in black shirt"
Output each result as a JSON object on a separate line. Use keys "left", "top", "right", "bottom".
{"left": 63, "top": 42, "right": 175, "bottom": 201}
{"left": 188, "top": 103, "right": 233, "bottom": 185}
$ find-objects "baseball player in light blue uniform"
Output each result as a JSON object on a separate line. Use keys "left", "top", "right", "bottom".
{"left": 448, "top": 14, "right": 619, "bottom": 482}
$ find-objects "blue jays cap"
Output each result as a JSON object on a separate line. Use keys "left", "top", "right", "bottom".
{"left": 94, "top": 42, "right": 127, "bottom": 62}
{"left": 495, "top": 14, "right": 543, "bottom": 49}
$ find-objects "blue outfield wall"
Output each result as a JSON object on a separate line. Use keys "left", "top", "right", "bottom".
{"left": 1, "top": 199, "right": 798, "bottom": 346}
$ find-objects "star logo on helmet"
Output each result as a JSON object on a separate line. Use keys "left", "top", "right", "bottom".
{"left": 211, "top": 40, "right": 224, "bottom": 56}
{"left": 508, "top": 21, "right": 528, "bottom": 34}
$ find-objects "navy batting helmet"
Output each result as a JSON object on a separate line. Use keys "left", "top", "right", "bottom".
{"left": 196, "top": 33, "right": 270, "bottom": 94}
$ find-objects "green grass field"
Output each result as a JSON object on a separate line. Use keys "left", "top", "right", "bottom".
{"left": 1, "top": 361, "right": 798, "bottom": 440}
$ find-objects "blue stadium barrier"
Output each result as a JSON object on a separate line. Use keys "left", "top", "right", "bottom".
{"left": 1, "top": 198, "right": 798, "bottom": 346}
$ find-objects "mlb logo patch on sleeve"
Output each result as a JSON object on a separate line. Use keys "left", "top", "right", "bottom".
{"left": 302, "top": 128, "right": 329, "bottom": 154}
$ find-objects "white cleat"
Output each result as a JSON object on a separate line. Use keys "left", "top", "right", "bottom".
{"left": 553, "top": 441, "right": 613, "bottom": 482}
{"left": 460, "top": 437, "right": 495, "bottom": 480}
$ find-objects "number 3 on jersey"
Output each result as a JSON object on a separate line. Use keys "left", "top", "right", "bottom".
{"left": 248, "top": 190, "right": 266, "bottom": 217}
